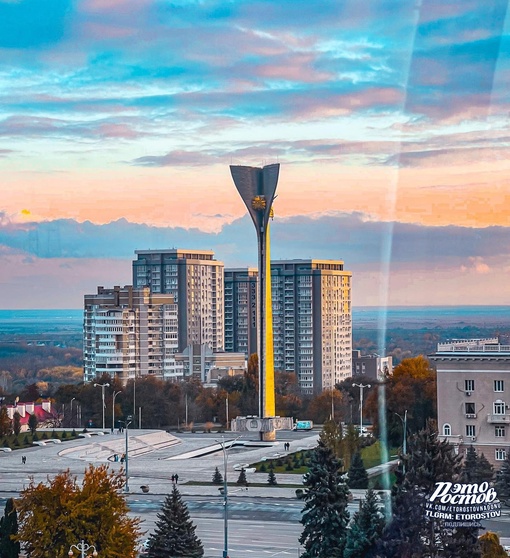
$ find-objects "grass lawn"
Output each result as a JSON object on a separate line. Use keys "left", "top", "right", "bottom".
{"left": 361, "top": 441, "right": 399, "bottom": 469}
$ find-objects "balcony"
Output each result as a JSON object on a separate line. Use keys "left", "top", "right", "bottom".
{"left": 487, "top": 414, "right": 510, "bottom": 424}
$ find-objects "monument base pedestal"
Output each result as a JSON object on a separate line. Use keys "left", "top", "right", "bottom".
{"left": 230, "top": 416, "right": 294, "bottom": 440}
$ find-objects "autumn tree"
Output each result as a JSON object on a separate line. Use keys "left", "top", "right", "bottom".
{"left": 365, "top": 356, "right": 436, "bottom": 446}
{"left": 27, "top": 413, "right": 37, "bottom": 435}
{"left": 15, "top": 465, "right": 140, "bottom": 558}
{"left": 479, "top": 532, "right": 508, "bottom": 558}
{"left": 319, "top": 419, "right": 343, "bottom": 459}
{"left": 147, "top": 485, "right": 203, "bottom": 558}
{"left": 0, "top": 498, "right": 20, "bottom": 558}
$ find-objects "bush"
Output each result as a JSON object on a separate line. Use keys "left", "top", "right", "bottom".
{"left": 259, "top": 463, "right": 267, "bottom": 473}
{"left": 212, "top": 467, "right": 223, "bottom": 485}
{"left": 285, "top": 462, "right": 294, "bottom": 471}
{"left": 268, "top": 469, "right": 278, "bottom": 486}
{"left": 3, "top": 439, "right": 10, "bottom": 448}
{"left": 295, "top": 488, "right": 304, "bottom": 499}
{"left": 13, "top": 437, "right": 20, "bottom": 447}
{"left": 33, "top": 432, "right": 39, "bottom": 442}
{"left": 23, "top": 435, "right": 30, "bottom": 445}
{"left": 62, "top": 430, "right": 68, "bottom": 439}
{"left": 41, "top": 432, "right": 48, "bottom": 440}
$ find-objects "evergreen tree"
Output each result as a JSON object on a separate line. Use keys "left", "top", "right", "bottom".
{"left": 0, "top": 408, "right": 11, "bottom": 438}
{"left": 27, "top": 413, "right": 37, "bottom": 435}
{"left": 147, "top": 485, "right": 203, "bottom": 558}
{"left": 376, "top": 421, "right": 481, "bottom": 558}
{"left": 344, "top": 488, "right": 385, "bottom": 558}
{"left": 12, "top": 413, "right": 21, "bottom": 437}
{"left": 299, "top": 439, "right": 350, "bottom": 558}
{"left": 236, "top": 468, "right": 248, "bottom": 486}
{"left": 0, "top": 498, "right": 20, "bottom": 558}
{"left": 347, "top": 452, "right": 368, "bottom": 489}
{"left": 476, "top": 453, "right": 494, "bottom": 484}
{"left": 212, "top": 467, "right": 223, "bottom": 485}
{"left": 495, "top": 449, "right": 510, "bottom": 505}
{"left": 268, "top": 468, "right": 278, "bottom": 486}
{"left": 462, "top": 445, "right": 479, "bottom": 482}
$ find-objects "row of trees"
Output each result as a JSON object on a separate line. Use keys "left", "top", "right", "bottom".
{"left": 0, "top": 356, "right": 438, "bottom": 438}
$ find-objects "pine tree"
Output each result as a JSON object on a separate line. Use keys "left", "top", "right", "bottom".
{"left": 496, "top": 450, "right": 510, "bottom": 505}
{"left": 348, "top": 452, "right": 368, "bottom": 489}
{"left": 0, "top": 498, "right": 20, "bottom": 558}
{"left": 344, "top": 488, "right": 385, "bottom": 558}
{"left": 268, "top": 469, "right": 278, "bottom": 486}
{"left": 27, "top": 413, "right": 37, "bottom": 435}
{"left": 476, "top": 453, "right": 494, "bottom": 484}
{"left": 236, "top": 468, "right": 248, "bottom": 486}
{"left": 147, "top": 485, "right": 203, "bottom": 558}
{"left": 462, "top": 445, "right": 479, "bottom": 482}
{"left": 376, "top": 421, "right": 481, "bottom": 558}
{"left": 299, "top": 439, "right": 350, "bottom": 558}
{"left": 12, "top": 412, "right": 21, "bottom": 437}
{"left": 212, "top": 467, "right": 223, "bottom": 485}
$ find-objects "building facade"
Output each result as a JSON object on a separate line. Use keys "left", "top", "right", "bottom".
{"left": 132, "top": 249, "right": 224, "bottom": 352}
{"left": 271, "top": 259, "right": 352, "bottom": 394}
{"left": 224, "top": 268, "right": 258, "bottom": 356}
{"left": 352, "top": 350, "right": 393, "bottom": 381}
{"left": 430, "top": 338, "right": 510, "bottom": 466}
{"left": 83, "top": 285, "right": 181, "bottom": 384}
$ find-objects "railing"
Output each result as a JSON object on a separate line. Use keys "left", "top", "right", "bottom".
{"left": 437, "top": 340, "right": 509, "bottom": 352}
{"left": 487, "top": 414, "right": 510, "bottom": 424}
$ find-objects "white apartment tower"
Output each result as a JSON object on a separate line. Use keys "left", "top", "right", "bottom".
{"left": 83, "top": 286, "right": 180, "bottom": 384}
{"left": 271, "top": 259, "right": 352, "bottom": 394}
{"left": 132, "top": 249, "right": 224, "bottom": 352}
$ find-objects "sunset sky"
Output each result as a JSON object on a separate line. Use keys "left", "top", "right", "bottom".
{"left": 1, "top": 0, "right": 510, "bottom": 308}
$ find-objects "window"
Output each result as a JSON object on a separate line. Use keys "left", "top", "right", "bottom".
{"left": 495, "top": 380, "right": 505, "bottom": 392}
{"left": 443, "top": 424, "right": 451, "bottom": 436}
{"left": 494, "top": 401, "right": 506, "bottom": 415}
{"left": 466, "top": 425, "right": 476, "bottom": 438}
{"left": 495, "top": 426, "right": 506, "bottom": 437}
{"left": 465, "top": 402, "right": 476, "bottom": 416}
{"left": 465, "top": 379, "right": 474, "bottom": 392}
{"left": 496, "top": 448, "right": 506, "bottom": 461}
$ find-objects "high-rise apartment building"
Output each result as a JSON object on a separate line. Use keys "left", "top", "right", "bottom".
{"left": 224, "top": 268, "right": 258, "bottom": 356}
{"left": 132, "top": 249, "right": 224, "bottom": 352}
{"left": 225, "top": 260, "right": 352, "bottom": 393}
{"left": 83, "top": 286, "right": 180, "bottom": 384}
{"left": 271, "top": 259, "right": 352, "bottom": 394}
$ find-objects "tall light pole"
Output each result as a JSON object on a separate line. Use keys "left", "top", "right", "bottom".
{"left": 216, "top": 437, "right": 241, "bottom": 558}
{"left": 352, "top": 383, "right": 371, "bottom": 435}
{"left": 112, "top": 391, "right": 122, "bottom": 432}
{"left": 124, "top": 415, "right": 133, "bottom": 493}
{"left": 94, "top": 382, "right": 110, "bottom": 430}
{"left": 68, "top": 540, "right": 97, "bottom": 558}
{"left": 395, "top": 410, "right": 408, "bottom": 456}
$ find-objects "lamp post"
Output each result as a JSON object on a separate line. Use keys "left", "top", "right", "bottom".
{"left": 68, "top": 540, "right": 97, "bottom": 558}
{"left": 94, "top": 382, "right": 110, "bottom": 430}
{"left": 395, "top": 409, "right": 408, "bottom": 457}
{"left": 124, "top": 415, "right": 133, "bottom": 493}
{"left": 216, "top": 437, "right": 241, "bottom": 558}
{"left": 352, "top": 383, "right": 371, "bottom": 435}
{"left": 112, "top": 390, "right": 122, "bottom": 432}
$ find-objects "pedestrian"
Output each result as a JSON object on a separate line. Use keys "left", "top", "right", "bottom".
{"left": 21, "top": 455, "right": 26, "bottom": 464}
{"left": 171, "top": 474, "right": 175, "bottom": 483}
{"left": 175, "top": 473, "right": 179, "bottom": 484}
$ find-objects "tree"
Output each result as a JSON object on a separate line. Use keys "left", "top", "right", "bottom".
{"left": 12, "top": 412, "right": 21, "bottom": 437}
{"left": 15, "top": 465, "right": 140, "bottom": 558}
{"left": 0, "top": 408, "right": 11, "bottom": 438}
{"left": 496, "top": 450, "right": 510, "bottom": 505}
{"left": 299, "top": 440, "right": 350, "bottom": 558}
{"left": 463, "top": 447, "right": 494, "bottom": 485}
{"left": 376, "top": 421, "right": 480, "bottom": 558}
{"left": 268, "top": 468, "right": 278, "bottom": 486}
{"left": 347, "top": 452, "right": 368, "bottom": 489}
{"left": 479, "top": 532, "right": 508, "bottom": 558}
{"left": 147, "top": 485, "right": 203, "bottom": 558}
{"left": 344, "top": 488, "right": 385, "bottom": 558}
{"left": 236, "top": 468, "right": 248, "bottom": 486}
{"left": 27, "top": 413, "right": 37, "bottom": 435}
{"left": 319, "top": 419, "right": 343, "bottom": 459}
{"left": 212, "top": 467, "right": 223, "bottom": 485}
{"left": 0, "top": 498, "right": 20, "bottom": 558}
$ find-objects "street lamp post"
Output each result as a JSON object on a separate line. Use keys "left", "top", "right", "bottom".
{"left": 124, "top": 415, "right": 133, "bottom": 493}
{"left": 395, "top": 409, "right": 408, "bottom": 456}
{"left": 70, "top": 397, "right": 76, "bottom": 427}
{"left": 112, "top": 390, "right": 122, "bottom": 432}
{"left": 68, "top": 540, "right": 97, "bottom": 558}
{"left": 94, "top": 382, "right": 110, "bottom": 430}
{"left": 352, "top": 383, "right": 371, "bottom": 435}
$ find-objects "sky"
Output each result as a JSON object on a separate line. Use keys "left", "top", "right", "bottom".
{"left": 1, "top": 0, "right": 510, "bottom": 308}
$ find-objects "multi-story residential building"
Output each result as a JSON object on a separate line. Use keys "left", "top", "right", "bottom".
{"left": 132, "top": 249, "right": 224, "bottom": 352}
{"left": 430, "top": 338, "right": 510, "bottom": 466}
{"left": 352, "top": 350, "right": 393, "bottom": 381}
{"left": 271, "top": 259, "right": 352, "bottom": 394}
{"left": 83, "top": 285, "right": 181, "bottom": 384}
{"left": 224, "top": 267, "right": 258, "bottom": 356}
